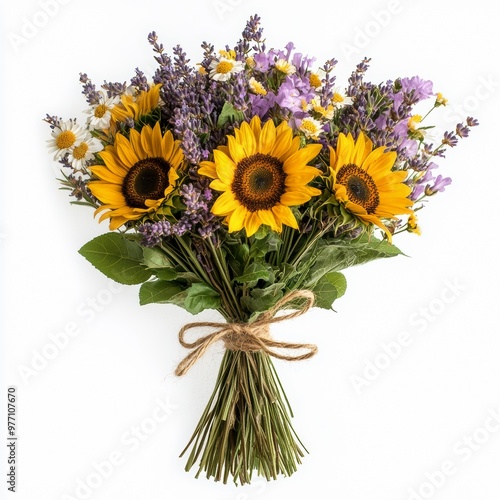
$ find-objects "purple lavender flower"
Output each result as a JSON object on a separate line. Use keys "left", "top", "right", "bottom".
{"left": 426, "top": 175, "right": 452, "bottom": 195}
{"left": 400, "top": 76, "right": 434, "bottom": 103}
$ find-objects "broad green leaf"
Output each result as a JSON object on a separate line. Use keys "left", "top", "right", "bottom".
{"left": 184, "top": 282, "right": 221, "bottom": 315}
{"left": 155, "top": 268, "right": 178, "bottom": 281}
{"left": 241, "top": 283, "right": 285, "bottom": 319}
{"left": 79, "top": 233, "right": 152, "bottom": 285}
{"left": 139, "top": 280, "right": 186, "bottom": 306}
{"left": 217, "top": 102, "right": 245, "bottom": 128}
{"left": 233, "top": 263, "right": 273, "bottom": 284}
{"left": 313, "top": 272, "right": 347, "bottom": 309}
{"left": 142, "top": 247, "right": 173, "bottom": 269}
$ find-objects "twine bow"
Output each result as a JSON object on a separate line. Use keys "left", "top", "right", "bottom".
{"left": 175, "top": 290, "right": 318, "bottom": 376}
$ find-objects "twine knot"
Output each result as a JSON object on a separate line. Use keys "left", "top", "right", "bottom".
{"left": 174, "top": 290, "right": 318, "bottom": 376}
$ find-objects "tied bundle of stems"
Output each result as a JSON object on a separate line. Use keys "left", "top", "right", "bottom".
{"left": 180, "top": 350, "right": 305, "bottom": 484}
{"left": 172, "top": 287, "right": 318, "bottom": 485}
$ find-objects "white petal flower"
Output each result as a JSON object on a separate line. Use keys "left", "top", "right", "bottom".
{"left": 85, "top": 91, "right": 120, "bottom": 130}
{"left": 46, "top": 120, "right": 86, "bottom": 160}
{"left": 67, "top": 133, "right": 104, "bottom": 170}
{"left": 209, "top": 58, "right": 245, "bottom": 82}
{"left": 299, "top": 117, "right": 323, "bottom": 139}
{"left": 331, "top": 87, "right": 353, "bottom": 108}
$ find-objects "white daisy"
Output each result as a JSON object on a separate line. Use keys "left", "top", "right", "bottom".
{"left": 46, "top": 120, "right": 86, "bottom": 160}
{"left": 299, "top": 117, "right": 323, "bottom": 139}
{"left": 310, "top": 97, "right": 334, "bottom": 120}
{"left": 67, "top": 133, "right": 104, "bottom": 170}
{"left": 275, "top": 58, "right": 296, "bottom": 75}
{"left": 331, "top": 87, "right": 353, "bottom": 108}
{"left": 85, "top": 92, "right": 120, "bottom": 130}
{"left": 209, "top": 57, "right": 245, "bottom": 82}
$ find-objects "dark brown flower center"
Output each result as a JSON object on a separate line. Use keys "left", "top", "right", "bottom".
{"left": 231, "top": 153, "right": 286, "bottom": 212}
{"left": 337, "top": 163, "right": 379, "bottom": 213}
{"left": 122, "top": 158, "right": 171, "bottom": 208}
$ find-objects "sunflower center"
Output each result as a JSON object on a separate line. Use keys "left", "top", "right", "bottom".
{"left": 122, "top": 158, "right": 171, "bottom": 208}
{"left": 56, "top": 130, "right": 76, "bottom": 150}
{"left": 94, "top": 104, "right": 108, "bottom": 118}
{"left": 337, "top": 163, "right": 380, "bottom": 213}
{"left": 72, "top": 142, "right": 89, "bottom": 160}
{"left": 216, "top": 61, "right": 233, "bottom": 74}
{"left": 232, "top": 153, "right": 286, "bottom": 212}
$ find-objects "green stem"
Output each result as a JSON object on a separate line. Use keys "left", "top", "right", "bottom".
{"left": 180, "top": 350, "right": 306, "bottom": 485}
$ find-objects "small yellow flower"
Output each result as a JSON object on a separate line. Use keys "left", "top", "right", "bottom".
{"left": 408, "top": 115, "right": 422, "bottom": 131}
{"left": 275, "top": 59, "right": 296, "bottom": 75}
{"left": 435, "top": 92, "right": 448, "bottom": 106}
{"left": 219, "top": 49, "right": 236, "bottom": 60}
{"left": 249, "top": 77, "right": 267, "bottom": 96}
{"left": 407, "top": 214, "right": 421, "bottom": 235}
{"left": 246, "top": 56, "right": 256, "bottom": 68}
{"left": 309, "top": 73, "right": 322, "bottom": 89}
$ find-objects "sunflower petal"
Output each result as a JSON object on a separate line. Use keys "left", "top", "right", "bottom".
{"left": 272, "top": 204, "right": 298, "bottom": 229}
{"left": 198, "top": 161, "right": 217, "bottom": 179}
{"left": 212, "top": 191, "right": 239, "bottom": 215}
{"left": 214, "top": 149, "right": 236, "bottom": 185}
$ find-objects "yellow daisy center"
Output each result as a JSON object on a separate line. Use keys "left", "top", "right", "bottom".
{"left": 72, "top": 142, "right": 89, "bottom": 160}
{"left": 94, "top": 104, "right": 108, "bottom": 118}
{"left": 232, "top": 153, "right": 286, "bottom": 212}
{"left": 309, "top": 74, "right": 322, "bottom": 88}
{"left": 332, "top": 92, "right": 344, "bottom": 103}
{"left": 301, "top": 120, "right": 318, "bottom": 134}
{"left": 56, "top": 130, "right": 76, "bottom": 150}
{"left": 216, "top": 61, "right": 234, "bottom": 74}
{"left": 337, "top": 164, "right": 380, "bottom": 213}
{"left": 122, "top": 158, "right": 171, "bottom": 208}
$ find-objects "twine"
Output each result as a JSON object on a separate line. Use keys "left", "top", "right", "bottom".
{"left": 174, "top": 290, "right": 318, "bottom": 376}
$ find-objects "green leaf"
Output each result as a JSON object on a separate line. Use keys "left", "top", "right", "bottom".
{"left": 241, "top": 283, "right": 285, "bottom": 319}
{"left": 142, "top": 247, "right": 173, "bottom": 269}
{"left": 217, "top": 102, "right": 245, "bottom": 128}
{"left": 139, "top": 280, "right": 186, "bottom": 306}
{"left": 79, "top": 233, "right": 153, "bottom": 285}
{"left": 313, "top": 272, "right": 347, "bottom": 309}
{"left": 156, "top": 268, "right": 178, "bottom": 281}
{"left": 234, "top": 263, "right": 273, "bottom": 285}
{"left": 304, "top": 234, "right": 403, "bottom": 287}
{"left": 184, "top": 283, "right": 221, "bottom": 315}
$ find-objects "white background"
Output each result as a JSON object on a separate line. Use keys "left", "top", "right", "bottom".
{"left": 1, "top": 0, "right": 499, "bottom": 499}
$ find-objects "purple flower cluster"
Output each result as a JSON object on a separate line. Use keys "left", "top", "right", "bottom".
{"left": 138, "top": 183, "right": 220, "bottom": 247}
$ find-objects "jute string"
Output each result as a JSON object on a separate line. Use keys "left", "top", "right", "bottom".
{"left": 175, "top": 290, "right": 318, "bottom": 376}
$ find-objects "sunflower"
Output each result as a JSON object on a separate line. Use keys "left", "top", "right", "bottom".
{"left": 88, "top": 122, "right": 184, "bottom": 230}
{"left": 198, "top": 116, "right": 322, "bottom": 236}
{"left": 111, "top": 83, "right": 161, "bottom": 124}
{"left": 328, "top": 132, "right": 413, "bottom": 241}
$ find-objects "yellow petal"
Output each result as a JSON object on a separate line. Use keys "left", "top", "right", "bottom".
{"left": 88, "top": 182, "right": 126, "bottom": 206}
{"left": 282, "top": 143, "right": 322, "bottom": 174}
{"left": 257, "top": 209, "right": 280, "bottom": 232}
{"left": 214, "top": 149, "right": 236, "bottom": 185}
{"left": 272, "top": 204, "right": 298, "bottom": 229}
{"left": 239, "top": 121, "right": 257, "bottom": 157}
{"left": 129, "top": 128, "right": 147, "bottom": 159}
{"left": 90, "top": 165, "right": 125, "bottom": 184}
{"left": 212, "top": 191, "right": 239, "bottom": 215}
{"left": 245, "top": 211, "right": 262, "bottom": 237}
{"left": 115, "top": 134, "right": 139, "bottom": 167}
{"left": 227, "top": 204, "right": 247, "bottom": 232}
{"left": 198, "top": 161, "right": 217, "bottom": 179}
{"left": 227, "top": 135, "right": 246, "bottom": 164}
{"left": 258, "top": 119, "right": 276, "bottom": 155}
{"left": 161, "top": 130, "right": 174, "bottom": 160}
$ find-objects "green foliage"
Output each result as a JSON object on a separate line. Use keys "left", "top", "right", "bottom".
{"left": 79, "top": 233, "right": 152, "bottom": 285}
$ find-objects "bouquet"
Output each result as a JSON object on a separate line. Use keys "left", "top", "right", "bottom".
{"left": 45, "top": 15, "right": 477, "bottom": 485}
